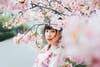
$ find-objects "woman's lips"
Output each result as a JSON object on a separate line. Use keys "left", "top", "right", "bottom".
{"left": 47, "top": 38, "right": 52, "bottom": 41}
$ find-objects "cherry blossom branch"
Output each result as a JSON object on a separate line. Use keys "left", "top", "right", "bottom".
{"left": 55, "top": 0, "right": 72, "bottom": 12}
{"left": 17, "top": 23, "right": 58, "bottom": 43}
{"left": 30, "top": 1, "right": 65, "bottom": 15}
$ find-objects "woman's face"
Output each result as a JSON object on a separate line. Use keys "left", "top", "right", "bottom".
{"left": 45, "top": 29, "right": 61, "bottom": 44}
{"left": 45, "top": 29, "right": 57, "bottom": 41}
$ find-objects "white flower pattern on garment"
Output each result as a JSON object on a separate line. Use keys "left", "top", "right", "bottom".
{"left": 33, "top": 44, "right": 63, "bottom": 67}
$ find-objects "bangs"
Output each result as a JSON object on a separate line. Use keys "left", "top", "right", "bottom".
{"left": 44, "top": 24, "right": 63, "bottom": 32}
{"left": 44, "top": 24, "right": 55, "bottom": 30}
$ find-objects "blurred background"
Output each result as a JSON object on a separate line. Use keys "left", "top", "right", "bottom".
{"left": 1, "top": 0, "right": 100, "bottom": 67}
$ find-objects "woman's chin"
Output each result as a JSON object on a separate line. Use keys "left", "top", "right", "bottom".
{"left": 47, "top": 40, "right": 52, "bottom": 44}
{"left": 47, "top": 40, "right": 51, "bottom": 43}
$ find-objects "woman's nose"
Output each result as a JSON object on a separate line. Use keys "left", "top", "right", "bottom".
{"left": 47, "top": 32, "right": 51, "bottom": 37}
{"left": 47, "top": 33, "right": 51, "bottom": 36}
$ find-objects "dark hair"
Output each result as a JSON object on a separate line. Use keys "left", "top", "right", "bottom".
{"left": 44, "top": 24, "right": 62, "bottom": 33}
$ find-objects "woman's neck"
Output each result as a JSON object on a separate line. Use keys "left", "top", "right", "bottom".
{"left": 49, "top": 41, "right": 59, "bottom": 46}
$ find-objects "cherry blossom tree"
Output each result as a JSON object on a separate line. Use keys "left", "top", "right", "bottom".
{"left": 0, "top": 0, "right": 100, "bottom": 67}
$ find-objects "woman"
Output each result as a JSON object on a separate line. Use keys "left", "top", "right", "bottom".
{"left": 33, "top": 24, "right": 64, "bottom": 67}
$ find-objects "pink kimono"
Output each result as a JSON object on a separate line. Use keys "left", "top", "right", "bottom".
{"left": 33, "top": 44, "right": 64, "bottom": 67}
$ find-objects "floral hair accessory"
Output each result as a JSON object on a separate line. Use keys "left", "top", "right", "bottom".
{"left": 49, "top": 16, "right": 65, "bottom": 31}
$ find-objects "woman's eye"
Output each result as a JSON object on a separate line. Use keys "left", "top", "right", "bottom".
{"left": 51, "top": 30, "right": 55, "bottom": 32}
{"left": 46, "top": 30, "right": 48, "bottom": 32}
